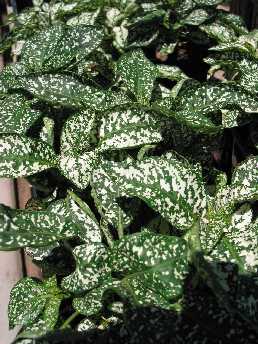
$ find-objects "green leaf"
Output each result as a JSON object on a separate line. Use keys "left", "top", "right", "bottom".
{"left": 92, "top": 152, "right": 206, "bottom": 231}
{"left": 99, "top": 108, "right": 162, "bottom": 151}
{"left": 194, "top": 0, "right": 225, "bottom": 5}
{"left": 15, "top": 74, "right": 105, "bottom": 108}
{"left": 73, "top": 278, "right": 120, "bottom": 316}
{"left": 201, "top": 22, "right": 236, "bottom": 43}
{"left": 15, "top": 74, "right": 131, "bottom": 110}
{"left": 61, "top": 243, "right": 109, "bottom": 293}
{"left": 0, "top": 95, "right": 41, "bottom": 134}
{"left": 117, "top": 49, "right": 157, "bottom": 105}
{"left": 217, "top": 12, "right": 248, "bottom": 35}
{"left": 182, "top": 9, "right": 210, "bottom": 26}
{"left": 209, "top": 205, "right": 258, "bottom": 273}
{"left": 91, "top": 167, "right": 141, "bottom": 229}
{"left": 231, "top": 156, "right": 258, "bottom": 202}
{"left": 8, "top": 277, "right": 48, "bottom": 328}
{"left": 0, "top": 199, "right": 88, "bottom": 249}
{"left": 40, "top": 117, "right": 55, "bottom": 146}
{"left": 25, "top": 244, "right": 59, "bottom": 261}
{"left": 0, "top": 134, "right": 57, "bottom": 178}
{"left": 108, "top": 231, "right": 188, "bottom": 307}
{"left": 21, "top": 24, "right": 104, "bottom": 72}
{"left": 59, "top": 150, "right": 100, "bottom": 189}
{"left": 66, "top": 194, "right": 102, "bottom": 243}
{"left": 61, "top": 110, "right": 96, "bottom": 156}
{"left": 156, "top": 81, "right": 258, "bottom": 132}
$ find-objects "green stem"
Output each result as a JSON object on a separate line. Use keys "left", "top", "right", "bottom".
{"left": 68, "top": 190, "right": 97, "bottom": 220}
{"left": 60, "top": 311, "right": 80, "bottom": 330}
{"left": 100, "top": 219, "right": 114, "bottom": 248}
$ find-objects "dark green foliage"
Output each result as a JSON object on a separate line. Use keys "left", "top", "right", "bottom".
{"left": 0, "top": 0, "right": 258, "bottom": 343}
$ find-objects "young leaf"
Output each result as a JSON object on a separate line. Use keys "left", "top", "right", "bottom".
{"left": 99, "top": 108, "right": 162, "bottom": 151}
{"left": 0, "top": 94, "right": 41, "bottom": 134}
{"left": 108, "top": 231, "right": 189, "bottom": 307}
{"left": 92, "top": 152, "right": 206, "bottom": 231}
{"left": 8, "top": 277, "right": 48, "bottom": 328}
{"left": 0, "top": 134, "right": 57, "bottom": 178}
{"left": 61, "top": 243, "right": 110, "bottom": 293}
{"left": 117, "top": 49, "right": 157, "bottom": 105}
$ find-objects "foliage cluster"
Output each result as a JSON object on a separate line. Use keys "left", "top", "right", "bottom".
{"left": 0, "top": 0, "right": 258, "bottom": 343}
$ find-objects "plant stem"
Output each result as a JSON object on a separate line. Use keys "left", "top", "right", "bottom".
{"left": 100, "top": 220, "right": 114, "bottom": 248}
{"left": 60, "top": 311, "right": 80, "bottom": 330}
{"left": 68, "top": 190, "right": 97, "bottom": 220}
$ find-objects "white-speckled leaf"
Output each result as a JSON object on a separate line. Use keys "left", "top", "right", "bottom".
{"left": 92, "top": 152, "right": 206, "bottom": 231}
{"left": 0, "top": 199, "right": 88, "bottom": 249}
{"left": 66, "top": 194, "right": 102, "bottom": 243}
{"left": 200, "top": 22, "right": 236, "bottom": 42}
{"left": 21, "top": 25, "right": 104, "bottom": 72}
{"left": 73, "top": 278, "right": 120, "bottom": 316}
{"left": 25, "top": 244, "right": 59, "bottom": 261}
{"left": 183, "top": 9, "right": 209, "bottom": 26}
{"left": 231, "top": 156, "right": 258, "bottom": 202}
{"left": 108, "top": 231, "right": 188, "bottom": 307}
{"left": 209, "top": 205, "right": 258, "bottom": 272}
{"left": 40, "top": 118, "right": 55, "bottom": 146}
{"left": 117, "top": 49, "right": 157, "bottom": 105}
{"left": 0, "top": 135, "right": 57, "bottom": 178}
{"left": 15, "top": 74, "right": 106, "bottom": 108}
{"left": 8, "top": 277, "right": 48, "bottom": 328}
{"left": 59, "top": 150, "right": 100, "bottom": 189}
{"left": 0, "top": 94, "right": 41, "bottom": 134}
{"left": 77, "top": 318, "right": 97, "bottom": 332}
{"left": 156, "top": 81, "right": 258, "bottom": 132}
{"left": 61, "top": 110, "right": 96, "bottom": 156}
{"left": 19, "top": 296, "right": 62, "bottom": 338}
{"left": 61, "top": 243, "right": 110, "bottom": 293}
{"left": 91, "top": 160, "right": 141, "bottom": 228}
{"left": 99, "top": 108, "right": 162, "bottom": 151}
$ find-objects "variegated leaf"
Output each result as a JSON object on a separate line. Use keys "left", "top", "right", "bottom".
{"left": 208, "top": 205, "right": 258, "bottom": 273}
{"left": 21, "top": 24, "right": 104, "bottom": 72}
{"left": 77, "top": 318, "right": 97, "bottom": 332}
{"left": 99, "top": 108, "right": 162, "bottom": 151}
{"left": 108, "top": 231, "right": 188, "bottom": 307}
{"left": 66, "top": 193, "right": 102, "bottom": 243}
{"left": 92, "top": 152, "right": 206, "bottom": 231}
{"left": 0, "top": 135, "right": 57, "bottom": 178}
{"left": 15, "top": 74, "right": 105, "bottom": 108}
{"left": 0, "top": 199, "right": 88, "bottom": 249}
{"left": 59, "top": 150, "right": 100, "bottom": 189}
{"left": 8, "top": 278, "right": 48, "bottom": 328}
{"left": 73, "top": 278, "right": 120, "bottom": 316}
{"left": 40, "top": 117, "right": 55, "bottom": 146}
{"left": 182, "top": 9, "right": 210, "bottom": 26}
{"left": 61, "top": 243, "right": 109, "bottom": 293}
{"left": 0, "top": 94, "right": 41, "bottom": 134}
{"left": 117, "top": 49, "right": 157, "bottom": 105}
{"left": 200, "top": 22, "right": 236, "bottom": 43}
{"left": 61, "top": 110, "right": 96, "bottom": 156}
{"left": 156, "top": 81, "right": 258, "bottom": 132}
{"left": 231, "top": 156, "right": 258, "bottom": 202}
{"left": 19, "top": 297, "right": 62, "bottom": 338}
